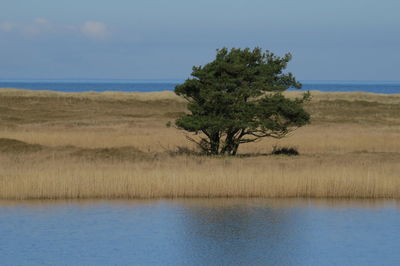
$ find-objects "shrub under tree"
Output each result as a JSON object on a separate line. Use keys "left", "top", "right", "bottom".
{"left": 175, "top": 47, "right": 310, "bottom": 156}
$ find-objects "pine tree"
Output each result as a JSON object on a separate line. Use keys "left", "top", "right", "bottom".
{"left": 175, "top": 47, "right": 310, "bottom": 155}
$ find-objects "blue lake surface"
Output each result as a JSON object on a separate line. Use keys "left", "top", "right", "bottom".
{"left": 1, "top": 199, "right": 399, "bottom": 266}
{"left": 0, "top": 80, "right": 400, "bottom": 94}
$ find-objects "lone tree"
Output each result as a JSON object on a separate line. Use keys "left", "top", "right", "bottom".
{"left": 175, "top": 47, "right": 310, "bottom": 156}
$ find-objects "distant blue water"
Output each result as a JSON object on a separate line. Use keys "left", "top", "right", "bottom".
{"left": 0, "top": 80, "right": 180, "bottom": 93}
{"left": 0, "top": 80, "right": 399, "bottom": 94}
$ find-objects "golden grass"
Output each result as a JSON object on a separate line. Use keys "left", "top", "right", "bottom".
{"left": 0, "top": 88, "right": 399, "bottom": 199}
{"left": 1, "top": 154, "right": 399, "bottom": 200}
{"left": 0, "top": 124, "right": 399, "bottom": 154}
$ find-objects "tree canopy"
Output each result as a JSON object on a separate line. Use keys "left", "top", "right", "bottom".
{"left": 175, "top": 47, "right": 310, "bottom": 155}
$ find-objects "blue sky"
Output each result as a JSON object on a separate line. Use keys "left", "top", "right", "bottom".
{"left": 1, "top": 0, "right": 399, "bottom": 80}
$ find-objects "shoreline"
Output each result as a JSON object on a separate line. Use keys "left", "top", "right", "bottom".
{"left": 1, "top": 198, "right": 400, "bottom": 207}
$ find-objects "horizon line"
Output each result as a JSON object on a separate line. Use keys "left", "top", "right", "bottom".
{"left": 1, "top": 78, "right": 400, "bottom": 83}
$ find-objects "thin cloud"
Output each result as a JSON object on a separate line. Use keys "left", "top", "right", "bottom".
{"left": 0, "top": 22, "right": 16, "bottom": 32}
{"left": 0, "top": 18, "right": 52, "bottom": 36}
{"left": 0, "top": 19, "right": 110, "bottom": 40}
{"left": 23, "top": 18, "right": 53, "bottom": 36}
{"left": 80, "top": 21, "right": 109, "bottom": 39}
{"left": 34, "top": 18, "right": 49, "bottom": 24}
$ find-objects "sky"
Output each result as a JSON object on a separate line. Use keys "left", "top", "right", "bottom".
{"left": 1, "top": 0, "right": 399, "bottom": 81}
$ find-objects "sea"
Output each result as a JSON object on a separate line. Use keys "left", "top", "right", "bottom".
{"left": 0, "top": 80, "right": 400, "bottom": 94}
{"left": 1, "top": 199, "right": 400, "bottom": 266}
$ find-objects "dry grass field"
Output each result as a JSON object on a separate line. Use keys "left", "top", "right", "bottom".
{"left": 0, "top": 88, "right": 399, "bottom": 199}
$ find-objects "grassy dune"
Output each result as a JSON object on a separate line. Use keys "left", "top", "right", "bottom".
{"left": 0, "top": 88, "right": 399, "bottom": 199}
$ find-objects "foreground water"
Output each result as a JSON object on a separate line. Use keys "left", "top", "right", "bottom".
{"left": 1, "top": 80, "right": 400, "bottom": 94}
{"left": 1, "top": 199, "right": 399, "bottom": 266}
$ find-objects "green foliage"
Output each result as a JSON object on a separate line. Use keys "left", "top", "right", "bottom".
{"left": 272, "top": 145, "right": 299, "bottom": 156}
{"left": 175, "top": 47, "right": 310, "bottom": 155}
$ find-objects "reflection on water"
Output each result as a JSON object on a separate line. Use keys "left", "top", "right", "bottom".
{"left": 0, "top": 199, "right": 399, "bottom": 266}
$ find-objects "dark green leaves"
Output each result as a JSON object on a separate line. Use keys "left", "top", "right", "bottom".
{"left": 174, "top": 47, "right": 310, "bottom": 155}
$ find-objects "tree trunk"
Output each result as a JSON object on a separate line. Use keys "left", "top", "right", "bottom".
{"left": 209, "top": 132, "right": 220, "bottom": 155}
{"left": 221, "top": 131, "right": 236, "bottom": 155}
{"left": 231, "top": 143, "right": 240, "bottom": 155}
